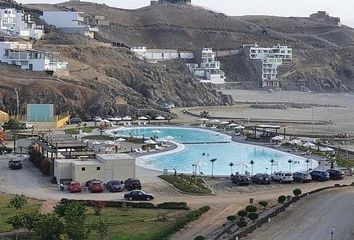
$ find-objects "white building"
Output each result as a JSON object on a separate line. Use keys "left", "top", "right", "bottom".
{"left": 245, "top": 43, "right": 292, "bottom": 88}
{"left": 0, "top": 41, "right": 67, "bottom": 72}
{"left": 131, "top": 46, "right": 194, "bottom": 62}
{"left": 42, "top": 11, "right": 98, "bottom": 39}
{"left": 187, "top": 48, "right": 226, "bottom": 85}
{"left": 54, "top": 153, "right": 136, "bottom": 184}
{"left": 0, "top": 8, "right": 44, "bottom": 39}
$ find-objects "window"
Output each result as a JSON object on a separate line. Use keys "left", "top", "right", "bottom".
{"left": 81, "top": 167, "right": 86, "bottom": 171}
{"left": 97, "top": 167, "right": 101, "bottom": 171}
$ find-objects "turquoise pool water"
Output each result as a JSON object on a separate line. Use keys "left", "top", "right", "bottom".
{"left": 113, "top": 127, "right": 315, "bottom": 176}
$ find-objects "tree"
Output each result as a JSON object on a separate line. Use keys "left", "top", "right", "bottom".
{"left": 250, "top": 160, "right": 255, "bottom": 176}
{"left": 194, "top": 236, "right": 205, "bottom": 240}
{"left": 288, "top": 159, "right": 293, "bottom": 173}
{"left": 200, "top": 111, "right": 210, "bottom": 118}
{"left": 2, "top": 119, "right": 25, "bottom": 131}
{"left": 237, "top": 210, "right": 248, "bottom": 218}
{"left": 9, "top": 194, "right": 27, "bottom": 212}
{"left": 229, "top": 162, "right": 234, "bottom": 175}
{"left": 227, "top": 215, "right": 237, "bottom": 221}
{"left": 259, "top": 201, "right": 268, "bottom": 209}
{"left": 210, "top": 158, "right": 217, "bottom": 178}
{"left": 245, "top": 205, "right": 257, "bottom": 213}
{"left": 278, "top": 195, "right": 286, "bottom": 204}
{"left": 293, "top": 188, "right": 302, "bottom": 197}
{"left": 270, "top": 159, "right": 275, "bottom": 174}
{"left": 6, "top": 215, "right": 23, "bottom": 236}
{"left": 236, "top": 219, "right": 247, "bottom": 228}
{"left": 247, "top": 212, "right": 259, "bottom": 222}
{"left": 55, "top": 202, "right": 89, "bottom": 240}
{"left": 91, "top": 201, "right": 106, "bottom": 216}
{"left": 31, "top": 213, "right": 64, "bottom": 240}
{"left": 92, "top": 217, "right": 108, "bottom": 240}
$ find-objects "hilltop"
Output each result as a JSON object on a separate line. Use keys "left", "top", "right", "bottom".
{"left": 0, "top": 1, "right": 353, "bottom": 117}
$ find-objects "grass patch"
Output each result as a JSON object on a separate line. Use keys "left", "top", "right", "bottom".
{"left": 160, "top": 175, "right": 212, "bottom": 195}
{"left": 65, "top": 127, "right": 96, "bottom": 135}
{"left": 0, "top": 194, "right": 42, "bottom": 232}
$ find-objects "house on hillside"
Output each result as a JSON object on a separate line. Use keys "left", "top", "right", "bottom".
{"left": 186, "top": 48, "right": 226, "bottom": 85}
{"left": 0, "top": 41, "right": 67, "bottom": 72}
{"left": 151, "top": 0, "right": 191, "bottom": 5}
{"left": 310, "top": 11, "right": 341, "bottom": 26}
{"left": 0, "top": 8, "right": 44, "bottom": 39}
{"left": 41, "top": 11, "right": 98, "bottom": 39}
{"left": 131, "top": 46, "right": 194, "bottom": 62}
{"left": 243, "top": 43, "right": 292, "bottom": 88}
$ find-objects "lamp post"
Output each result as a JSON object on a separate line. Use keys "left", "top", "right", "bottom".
{"left": 229, "top": 162, "right": 234, "bottom": 176}
{"left": 288, "top": 159, "right": 293, "bottom": 173}
{"left": 250, "top": 160, "right": 255, "bottom": 177}
{"left": 210, "top": 158, "right": 217, "bottom": 179}
{"left": 270, "top": 159, "right": 275, "bottom": 175}
{"left": 305, "top": 159, "right": 310, "bottom": 172}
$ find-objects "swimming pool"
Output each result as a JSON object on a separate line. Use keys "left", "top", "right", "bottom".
{"left": 110, "top": 127, "right": 317, "bottom": 176}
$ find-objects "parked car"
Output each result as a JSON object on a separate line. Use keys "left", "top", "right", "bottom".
{"left": 327, "top": 169, "right": 345, "bottom": 180}
{"left": 252, "top": 173, "right": 271, "bottom": 184}
{"left": 293, "top": 172, "right": 312, "bottom": 183}
{"left": 231, "top": 174, "right": 251, "bottom": 186}
{"left": 68, "top": 182, "right": 82, "bottom": 193}
{"left": 106, "top": 180, "right": 124, "bottom": 192}
{"left": 85, "top": 179, "right": 102, "bottom": 187}
{"left": 8, "top": 159, "right": 22, "bottom": 170}
{"left": 0, "top": 147, "right": 12, "bottom": 155}
{"left": 271, "top": 172, "right": 293, "bottom": 183}
{"left": 88, "top": 180, "right": 104, "bottom": 193}
{"left": 124, "top": 178, "right": 142, "bottom": 191}
{"left": 93, "top": 116, "right": 102, "bottom": 122}
{"left": 124, "top": 190, "right": 154, "bottom": 201}
{"left": 69, "top": 118, "right": 82, "bottom": 125}
{"left": 310, "top": 170, "right": 330, "bottom": 181}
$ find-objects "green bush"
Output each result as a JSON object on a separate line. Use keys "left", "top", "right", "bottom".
{"left": 286, "top": 195, "right": 292, "bottom": 201}
{"left": 278, "top": 195, "right": 286, "bottom": 204}
{"left": 259, "top": 201, "right": 268, "bottom": 208}
{"left": 245, "top": 205, "right": 257, "bottom": 213}
{"left": 227, "top": 215, "right": 237, "bottom": 221}
{"left": 236, "top": 220, "right": 247, "bottom": 228}
{"left": 237, "top": 210, "right": 248, "bottom": 218}
{"left": 247, "top": 212, "right": 259, "bottom": 222}
{"left": 293, "top": 188, "right": 302, "bottom": 197}
{"left": 157, "top": 202, "right": 189, "bottom": 210}
{"left": 194, "top": 236, "right": 205, "bottom": 240}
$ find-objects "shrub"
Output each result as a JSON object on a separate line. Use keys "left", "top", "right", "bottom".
{"left": 157, "top": 202, "right": 189, "bottom": 210}
{"left": 194, "top": 236, "right": 205, "bottom": 240}
{"left": 247, "top": 212, "right": 259, "bottom": 222}
{"left": 278, "top": 195, "right": 286, "bottom": 204}
{"left": 293, "top": 188, "right": 302, "bottom": 197}
{"left": 236, "top": 220, "right": 247, "bottom": 228}
{"left": 245, "top": 205, "right": 257, "bottom": 213}
{"left": 286, "top": 195, "right": 292, "bottom": 201}
{"left": 227, "top": 215, "right": 237, "bottom": 221}
{"left": 237, "top": 210, "right": 248, "bottom": 218}
{"left": 259, "top": 201, "right": 268, "bottom": 208}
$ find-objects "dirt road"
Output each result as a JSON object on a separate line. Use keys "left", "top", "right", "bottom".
{"left": 243, "top": 187, "right": 354, "bottom": 240}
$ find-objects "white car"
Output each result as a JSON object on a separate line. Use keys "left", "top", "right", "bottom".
{"left": 24, "top": 123, "right": 34, "bottom": 129}
{"left": 93, "top": 116, "right": 102, "bottom": 122}
{"left": 271, "top": 172, "right": 293, "bottom": 183}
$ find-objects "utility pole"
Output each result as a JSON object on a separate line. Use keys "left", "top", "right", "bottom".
{"left": 14, "top": 89, "right": 19, "bottom": 119}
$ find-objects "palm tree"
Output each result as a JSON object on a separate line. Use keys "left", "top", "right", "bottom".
{"left": 305, "top": 159, "right": 310, "bottom": 172}
{"left": 210, "top": 158, "right": 217, "bottom": 178}
{"left": 288, "top": 159, "right": 293, "bottom": 173}
{"left": 229, "top": 162, "right": 234, "bottom": 175}
{"left": 250, "top": 160, "right": 255, "bottom": 176}
{"left": 270, "top": 159, "right": 275, "bottom": 174}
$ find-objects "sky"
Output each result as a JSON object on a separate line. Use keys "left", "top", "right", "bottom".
{"left": 18, "top": 0, "right": 354, "bottom": 27}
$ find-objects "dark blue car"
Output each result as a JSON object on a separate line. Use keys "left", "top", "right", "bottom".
{"left": 310, "top": 170, "right": 330, "bottom": 181}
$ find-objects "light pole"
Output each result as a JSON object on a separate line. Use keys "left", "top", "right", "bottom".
{"left": 305, "top": 159, "right": 310, "bottom": 172}
{"left": 250, "top": 160, "right": 255, "bottom": 177}
{"left": 288, "top": 159, "right": 293, "bottom": 173}
{"left": 270, "top": 159, "right": 275, "bottom": 175}
{"left": 210, "top": 158, "right": 217, "bottom": 178}
{"left": 14, "top": 88, "right": 19, "bottom": 119}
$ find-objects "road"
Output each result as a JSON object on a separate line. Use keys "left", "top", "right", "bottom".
{"left": 243, "top": 187, "right": 354, "bottom": 240}
{"left": 1, "top": 155, "right": 354, "bottom": 239}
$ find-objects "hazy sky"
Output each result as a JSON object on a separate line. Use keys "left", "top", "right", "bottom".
{"left": 18, "top": 0, "right": 354, "bottom": 27}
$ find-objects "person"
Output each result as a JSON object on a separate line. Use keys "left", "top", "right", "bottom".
{"left": 59, "top": 183, "right": 64, "bottom": 191}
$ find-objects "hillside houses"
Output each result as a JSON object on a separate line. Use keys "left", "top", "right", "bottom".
{"left": 0, "top": 41, "right": 67, "bottom": 72}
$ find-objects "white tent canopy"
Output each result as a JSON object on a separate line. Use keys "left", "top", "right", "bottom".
{"left": 144, "top": 139, "right": 157, "bottom": 144}
{"left": 210, "top": 119, "right": 220, "bottom": 123}
{"left": 289, "top": 139, "right": 302, "bottom": 145}
{"left": 220, "top": 121, "right": 229, "bottom": 125}
{"left": 303, "top": 142, "right": 316, "bottom": 148}
{"left": 228, "top": 123, "right": 238, "bottom": 127}
{"left": 155, "top": 116, "right": 165, "bottom": 120}
{"left": 272, "top": 136, "right": 284, "bottom": 141}
{"left": 138, "top": 116, "right": 148, "bottom": 120}
{"left": 122, "top": 116, "right": 132, "bottom": 121}
{"left": 235, "top": 125, "right": 245, "bottom": 130}
{"left": 199, "top": 118, "right": 209, "bottom": 121}
{"left": 104, "top": 141, "right": 115, "bottom": 145}
{"left": 320, "top": 147, "right": 335, "bottom": 152}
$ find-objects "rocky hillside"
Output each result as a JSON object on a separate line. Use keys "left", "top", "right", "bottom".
{"left": 1, "top": 1, "right": 354, "bottom": 118}
{"left": 28, "top": 1, "right": 354, "bottom": 92}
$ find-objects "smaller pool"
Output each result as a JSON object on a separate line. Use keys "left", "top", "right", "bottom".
{"left": 110, "top": 127, "right": 317, "bottom": 176}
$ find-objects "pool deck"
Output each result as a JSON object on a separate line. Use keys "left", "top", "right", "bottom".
{"left": 130, "top": 125, "right": 330, "bottom": 178}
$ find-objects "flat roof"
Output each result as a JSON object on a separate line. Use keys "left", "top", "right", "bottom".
{"left": 96, "top": 153, "right": 135, "bottom": 161}
{"left": 72, "top": 160, "right": 103, "bottom": 166}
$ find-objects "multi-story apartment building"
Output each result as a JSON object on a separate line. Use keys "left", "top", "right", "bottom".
{"left": 245, "top": 43, "right": 292, "bottom": 88}
{"left": 0, "top": 41, "right": 67, "bottom": 72}
{"left": 42, "top": 11, "right": 98, "bottom": 39}
{"left": 0, "top": 8, "right": 44, "bottom": 39}
{"left": 187, "top": 48, "right": 226, "bottom": 85}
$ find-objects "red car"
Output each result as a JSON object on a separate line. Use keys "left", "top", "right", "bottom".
{"left": 68, "top": 182, "right": 82, "bottom": 193}
{"left": 88, "top": 180, "right": 104, "bottom": 193}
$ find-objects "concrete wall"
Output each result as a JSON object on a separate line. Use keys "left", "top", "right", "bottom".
{"left": 96, "top": 154, "right": 136, "bottom": 182}
{"left": 72, "top": 161, "right": 105, "bottom": 184}
{"left": 54, "top": 160, "right": 72, "bottom": 181}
